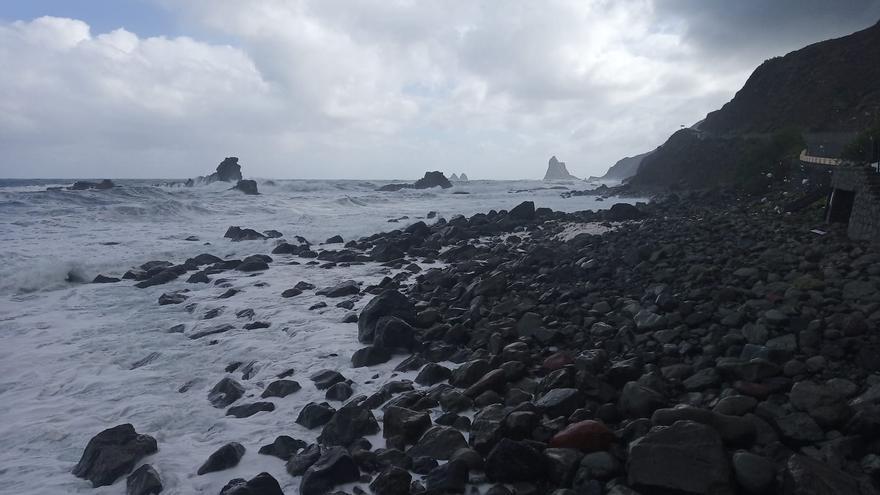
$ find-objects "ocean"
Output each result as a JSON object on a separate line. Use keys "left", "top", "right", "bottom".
{"left": 0, "top": 178, "right": 636, "bottom": 493}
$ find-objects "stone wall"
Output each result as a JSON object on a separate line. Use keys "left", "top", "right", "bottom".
{"left": 830, "top": 166, "right": 880, "bottom": 241}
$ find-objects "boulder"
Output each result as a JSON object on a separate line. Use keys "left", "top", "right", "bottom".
{"left": 485, "top": 438, "right": 547, "bottom": 483}
{"left": 732, "top": 451, "right": 776, "bottom": 494}
{"left": 233, "top": 179, "right": 259, "bottom": 195}
{"left": 373, "top": 316, "right": 416, "bottom": 350}
{"left": 197, "top": 442, "right": 245, "bottom": 475}
{"left": 219, "top": 472, "right": 284, "bottom": 495}
{"left": 226, "top": 401, "right": 275, "bottom": 418}
{"left": 317, "top": 405, "right": 380, "bottom": 446}
{"left": 286, "top": 444, "right": 322, "bottom": 476}
{"left": 300, "top": 447, "right": 360, "bottom": 495}
{"left": 369, "top": 466, "right": 412, "bottom": 495}
{"left": 258, "top": 435, "right": 307, "bottom": 460}
{"left": 316, "top": 280, "right": 360, "bottom": 297}
{"left": 310, "top": 369, "right": 347, "bottom": 390}
{"left": 126, "top": 464, "right": 162, "bottom": 495}
{"left": 509, "top": 201, "right": 536, "bottom": 221}
{"left": 425, "top": 459, "right": 469, "bottom": 494}
{"left": 296, "top": 402, "right": 336, "bottom": 429}
{"left": 627, "top": 420, "right": 731, "bottom": 494}
{"left": 208, "top": 377, "right": 245, "bottom": 408}
{"left": 358, "top": 290, "right": 416, "bottom": 344}
{"left": 407, "top": 426, "right": 468, "bottom": 460}
{"left": 72, "top": 424, "right": 158, "bottom": 487}
{"left": 351, "top": 346, "right": 392, "bottom": 367}
{"left": 605, "top": 203, "right": 647, "bottom": 221}
{"left": 783, "top": 453, "right": 866, "bottom": 495}
{"left": 261, "top": 379, "right": 301, "bottom": 398}
{"left": 383, "top": 406, "right": 432, "bottom": 445}
{"left": 549, "top": 420, "right": 615, "bottom": 452}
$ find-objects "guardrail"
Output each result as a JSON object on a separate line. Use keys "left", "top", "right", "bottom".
{"left": 799, "top": 149, "right": 843, "bottom": 166}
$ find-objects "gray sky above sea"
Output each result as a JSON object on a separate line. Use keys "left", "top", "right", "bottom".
{"left": 1, "top": 0, "right": 878, "bottom": 180}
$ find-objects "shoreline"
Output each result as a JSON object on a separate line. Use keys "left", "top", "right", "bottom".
{"left": 7, "top": 191, "right": 880, "bottom": 494}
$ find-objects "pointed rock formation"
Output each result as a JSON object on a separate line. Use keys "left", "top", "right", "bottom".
{"left": 543, "top": 156, "right": 578, "bottom": 180}
{"left": 449, "top": 173, "right": 460, "bottom": 181}
{"left": 459, "top": 173, "right": 469, "bottom": 181}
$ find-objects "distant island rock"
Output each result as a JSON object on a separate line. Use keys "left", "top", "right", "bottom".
{"left": 449, "top": 173, "right": 460, "bottom": 181}
{"left": 543, "top": 156, "right": 579, "bottom": 180}
{"left": 68, "top": 179, "right": 114, "bottom": 191}
{"left": 459, "top": 173, "right": 469, "bottom": 181}
{"left": 378, "top": 171, "right": 453, "bottom": 191}
{"left": 187, "top": 157, "right": 244, "bottom": 186}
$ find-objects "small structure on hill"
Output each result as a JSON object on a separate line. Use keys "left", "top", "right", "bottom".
{"left": 827, "top": 165, "right": 880, "bottom": 241}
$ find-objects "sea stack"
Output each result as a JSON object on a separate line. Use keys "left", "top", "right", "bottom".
{"left": 207, "top": 157, "right": 243, "bottom": 183}
{"left": 543, "top": 156, "right": 578, "bottom": 180}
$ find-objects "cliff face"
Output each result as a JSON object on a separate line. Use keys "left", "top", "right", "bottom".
{"left": 544, "top": 156, "right": 579, "bottom": 180}
{"left": 631, "top": 20, "right": 880, "bottom": 187}
{"left": 602, "top": 151, "right": 653, "bottom": 180}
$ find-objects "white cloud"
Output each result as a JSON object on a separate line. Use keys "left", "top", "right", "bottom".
{"left": 0, "top": 2, "right": 873, "bottom": 179}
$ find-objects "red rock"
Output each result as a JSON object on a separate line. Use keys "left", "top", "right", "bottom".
{"left": 543, "top": 352, "right": 574, "bottom": 371}
{"left": 548, "top": 420, "right": 614, "bottom": 452}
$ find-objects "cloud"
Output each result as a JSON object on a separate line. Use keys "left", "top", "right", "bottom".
{"left": 0, "top": 2, "right": 876, "bottom": 179}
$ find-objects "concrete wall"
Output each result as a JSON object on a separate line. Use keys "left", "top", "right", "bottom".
{"left": 830, "top": 166, "right": 880, "bottom": 241}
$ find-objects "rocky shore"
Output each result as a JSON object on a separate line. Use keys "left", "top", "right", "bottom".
{"left": 77, "top": 189, "right": 880, "bottom": 495}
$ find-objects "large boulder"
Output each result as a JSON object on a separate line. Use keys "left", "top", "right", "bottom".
{"left": 126, "top": 464, "right": 162, "bottom": 495}
{"left": 197, "top": 442, "right": 245, "bottom": 475}
{"left": 208, "top": 377, "right": 245, "bottom": 408}
{"left": 219, "top": 472, "right": 284, "bottom": 495}
{"left": 605, "top": 203, "right": 647, "bottom": 221}
{"left": 407, "top": 426, "right": 469, "bottom": 460}
{"left": 300, "top": 447, "right": 360, "bottom": 495}
{"left": 508, "top": 201, "right": 536, "bottom": 221}
{"left": 72, "top": 424, "right": 158, "bottom": 487}
{"left": 627, "top": 420, "right": 731, "bottom": 494}
{"left": 358, "top": 290, "right": 416, "bottom": 344}
{"left": 317, "top": 405, "right": 380, "bottom": 446}
{"left": 373, "top": 316, "right": 416, "bottom": 351}
{"left": 485, "top": 438, "right": 547, "bottom": 483}
{"left": 233, "top": 180, "right": 259, "bottom": 195}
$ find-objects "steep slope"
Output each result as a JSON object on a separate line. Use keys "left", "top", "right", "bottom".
{"left": 631, "top": 20, "right": 880, "bottom": 187}
{"left": 601, "top": 150, "right": 654, "bottom": 180}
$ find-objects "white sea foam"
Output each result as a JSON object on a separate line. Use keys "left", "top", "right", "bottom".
{"left": 0, "top": 179, "right": 642, "bottom": 493}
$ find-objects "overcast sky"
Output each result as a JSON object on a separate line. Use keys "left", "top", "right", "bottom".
{"left": 1, "top": 1, "right": 878, "bottom": 180}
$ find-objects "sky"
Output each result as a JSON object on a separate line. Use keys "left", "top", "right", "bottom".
{"left": 1, "top": 1, "right": 878, "bottom": 180}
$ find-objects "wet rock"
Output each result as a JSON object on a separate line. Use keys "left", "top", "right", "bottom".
{"left": 485, "top": 438, "right": 547, "bottom": 483}
{"left": 317, "top": 405, "right": 380, "bottom": 446}
{"left": 287, "top": 443, "right": 322, "bottom": 476}
{"left": 369, "top": 466, "right": 412, "bottom": 495}
{"left": 72, "top": 424, "right": 158, "bottom": 487}
{"left": 544, "top": 448, "right": 584, "bottom": 487}
{"left": 225, "top": 226, "right": 266, "bottom": 241}
{"left": 197, "top": 442, "right": 245, "bottom": 475}
{"left": 259, "top": 435, "right": 307, "bottom": 460}
{"left": 189, "top": 323, "right": 236, "bottom": 340}
{"left": 262, "top": 379, "right": 301, "bottom": 398}
{"left": 208, "top": 377, "right": 245, "bottom": 408}
{"left": 311, "top": 370, "right": 347, "bottom": 390}
{"left": 296, "top": 402, "right": 336, "bottom": 429}
{"left": 243, "top": 321, "right": 270, "bottom": 330}
{"left": 93, "top": 274, "right": 120, "bottom": 283}
{"left": 548, "top": 420, "right": 614, "bottom": 452}
{"left": 233, "top": 179, "right": 259, "bottom": 195}
{"left": 425, "top": 459, "right": 469, "bottom": 494}
{"left": 373, "top": 316, "right": 416, "bottom": 351}
{"left": 774, "top": 412, "right": 824, "bottom": 444}
{"left": 509, "top": 201, "right": 536, "bottom": 221}
{"left": 605, "top": 203, "right": 646, "bottom": 221}
{"left": 407, "top": 425, "right": 468, "bottom": 460}
{"left": 237, "top": 255, "right": 270, "bottom": 272}
{"left": 732, "top": 451, "right": 775, "bottom": 494}
{"left": 316, "top": 280, "right": 360, "bottom": 297}
{"left": 282, "top": 287, "right": 303, "bottom": 298}
{"left": 351, "top": 345, "right": 392, "bottom": 367}
{"left": 300, "top": 447, "right": 360, "bottom": 495}
{"left": 789, "top": 380, "right": 851, "bottom": 427}
{"left": 415, "top": 363, "right": 452, "bottom": 386}
{"left": 627, "top": 420, "right": 730, "bottom": 494}
{"left": 226, "top": 401, "right": 275, "bottom": 418}
{"left": 535, "top": 388, "right": 583, "bottom": 418}
{"left": 326, "top": 382, "right": 354, "bottom": 401}
{"left": 651, "top": 405, "right": 755, "bottom": 445}
{"left": 784, "top": 454, "right": 866, "bottom": 494}
{"left": 219, "top": 472, "right": 283, "bottom": 495}
{"left": 383, "top": 406, "right": 432, "bottom": 445}
{"left": 158, "top": 291, "right": 188, "bottom": 305}
{"left": 126, "top": 464, "right": 162, "bottom": 495}
{"left": 358, "top": 290, "right": 416, "bottom": 344}
{"left": 618, "top": 381, "right": 667, "bottom": 419}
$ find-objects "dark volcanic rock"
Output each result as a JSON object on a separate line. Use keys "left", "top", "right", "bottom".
{"left": 93, "top": 274, "right": 120, "bottom": 283}
{"left": 72, "top": 424, "right": 158, "bottom": 487}
{"left": 197, "top": 442, "right": 245, "bottom": 475}
{"left": 358, "top": 290, "right": 416, "bottom": 344}
{"left": 258, "top": 435, "right": 308, "bottom": 460}
{"left": 219, "top": 472, "right": 283, "bottom": 495}
{"left": 226, "top": 401, "right": 275, "bottom": 418}
{"left": 310, "top": 369, "right": 347, "bottom": 390}
{"left": 549, "top": 420, "right": 614, "bottom": 452}
{"left": 70, "top": 179, "right": 114, "bottom": 190}
{"left": 627, "top": 420, "right": 731, "bottom": 494}
{"left": 369, "top": 466, "right": 412, "bottom": 495}
{"left": 351, "top": 345, "right": 392, "bottom": 367}
{"left": 207, "top": 157, "right": 243, "bottom": 183}
{"left": 425, "top": 459, "right": 469, "bottom": 494}
{"left": 316, "top": 280, "right": 360, "bottom": 297}
{"left": 783, "top": 453, "right": 867, "bottom": 495}
{"left": 485, "top": 438, "right": 547, "bottom": 483}
{"left": 233, "top": 179, "right": 259, "bottom": 195}
{"left": 317, "top": 405, "right": 380, "bottom": 446}
{"left": 325, "top": 381, "right": 354, "bottom": 401}
{"left": 300, "top": 447, "right": 360, "bottom": 495}
{"left": 383, "top": 406, "right": 432, "bottom": 445}
{"left": 407, "top": 426, "right": 468, "bottom": 460}
{"left": 296, "top": 402, "right": 336, "bottom": 429}
{"left": 373, "top": 316, "right": 416, "bottom": 351}
{"left": 415, "top": 171, "right": 453, "bottom": 189}
{"left": 208, "top": 377, "right": 245, "bottom": 408}
{"left": 126, "top": 464, "right": 162, "bottom": 495}
{"left": 508, "top": 201, "right": 536, "bottom": 221}
{"left": 605, "top": 203, "right": 646, "bottom": 221}
{"left": 261, "top": 379, "right": 301, "bottom": 398}
{"left": 286, "top": 444, "right": 322, "bottom": 476}
{"left": 224, "top": 226, "right": 267, "bottom": 241}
